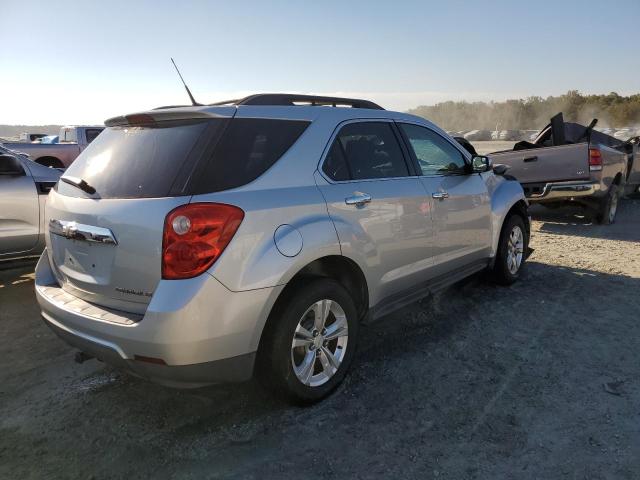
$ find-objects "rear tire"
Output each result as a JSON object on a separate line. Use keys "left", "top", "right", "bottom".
{"left": 491, "top": 215, "right": 528, "bottom": 285}
{"left": 36, "top": 157, "right": 64, "bottom": 169}
{"left": 257, "top": 279, "right": 359, "bottom": 405}
{"left": 595, "top": 184, "right": 620, "bottom": 224}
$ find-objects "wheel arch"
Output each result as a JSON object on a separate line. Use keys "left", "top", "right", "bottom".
{"left": 613, "top": 172, "right": 623, "bottom": 186}
{"left": 253, "top": 255, "right": 370, "bottom": 356}
{"left": 489, "top": 179, "right": 530, "bottom": 259}
{"left": 272, "top": 255, "right": 369, "bottom": 321}
{"left": 35, "top": 156, "right": 64, "bottom": 169}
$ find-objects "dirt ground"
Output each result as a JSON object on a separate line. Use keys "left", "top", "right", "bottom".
{"left": 1, "top": 199, "right": 639, "bottom": 479}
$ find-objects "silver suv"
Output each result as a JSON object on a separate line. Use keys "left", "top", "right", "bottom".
{"left": 35, "top": 94, "right": 530, "bottom": 404}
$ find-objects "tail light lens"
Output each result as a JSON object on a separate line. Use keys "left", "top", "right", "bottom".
{"left": 162, "top": 203, "right": 244, "bottom": 280}
{"left": 589, "top": 148, "right": 603, "bottom": 171}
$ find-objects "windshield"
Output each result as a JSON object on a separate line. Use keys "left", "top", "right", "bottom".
{"left": 57, "top": 119, "right": 223, "bottom": 199}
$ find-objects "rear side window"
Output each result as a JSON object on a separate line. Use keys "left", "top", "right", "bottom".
{"left": 325, "top": 122, "right": 409, "bottom": 181}
{"left": 58, "top": 120, "right": 218, "bottom": 199}
{"left": 191, "top": 118, "right": 310, "bottom": 194}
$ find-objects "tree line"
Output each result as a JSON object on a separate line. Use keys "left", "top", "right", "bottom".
{"left": 408, "top": 91, "right": 640, "bottom": 131}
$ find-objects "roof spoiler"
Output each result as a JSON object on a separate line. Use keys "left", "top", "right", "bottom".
{"left": 104, "top": 108, "right": 235, "bottom": 127}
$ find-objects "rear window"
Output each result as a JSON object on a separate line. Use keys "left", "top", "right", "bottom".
{"left": 57, "top": 117, "right": 309, "bottom": 199}
{"left": 58, "top": 120, "right": 218, "bottom": 199}
{"left": 84, "top": 128, "right": 104, "bottom": 144}
{"left": 190, "top": 118, "right": 310, "bottom": 194}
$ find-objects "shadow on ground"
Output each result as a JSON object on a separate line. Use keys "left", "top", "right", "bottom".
{"left": 2, "top": 249, "right": 640, "bottom": 478}
{"left": 530, "top": 198, "right": 640, "bottom": 243}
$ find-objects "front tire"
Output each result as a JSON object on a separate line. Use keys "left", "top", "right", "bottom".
{"left": 491, "top": 215, "right": 528, "bottom": 285}
{"left": 257, "top": 279, "right": 359, "bottom": 405}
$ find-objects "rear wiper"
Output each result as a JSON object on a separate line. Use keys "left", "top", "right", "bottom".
{"left": 60, "top": 176, "right": 96, "bottom": 195}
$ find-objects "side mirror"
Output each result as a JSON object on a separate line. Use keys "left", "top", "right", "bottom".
{"left": 0, "top": 154, "right": 25, "bottom": 176}
{"left": 472, "top": 155, "right": 492, "bottom": 173}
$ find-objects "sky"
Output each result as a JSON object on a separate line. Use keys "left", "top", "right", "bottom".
{"left": 1, "top": 0, "right": 639, "bottom": 125}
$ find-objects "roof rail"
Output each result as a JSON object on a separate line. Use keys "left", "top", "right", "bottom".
{"left": 210, "top": 93, "right": 384, "bottom": 110}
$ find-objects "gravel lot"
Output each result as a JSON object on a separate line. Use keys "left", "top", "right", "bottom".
{"left": 1, "top": 199, "right": 639, "bottom": 479}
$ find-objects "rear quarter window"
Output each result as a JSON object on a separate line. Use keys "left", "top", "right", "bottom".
{"left": 190, "top": 118, "right": 310, "bottom": 194}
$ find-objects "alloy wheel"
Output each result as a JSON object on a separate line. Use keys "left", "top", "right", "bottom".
{"left": 291, "top": 299, "right": 349, "bottom": 387}
{"left": 506, "top": 225, "right": 524, "bottom": 275}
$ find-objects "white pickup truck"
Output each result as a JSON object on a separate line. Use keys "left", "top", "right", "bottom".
{"left": 3, "top": 125, "right": 104, "bottom": 169}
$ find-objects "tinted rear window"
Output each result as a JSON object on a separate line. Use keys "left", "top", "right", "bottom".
{"left": 191, "top": 118, "right": 310, "bottom": 194}
{"left": 84, "top": 128, "right": 104, "bottom": 143}
{"left": 57, "top": 117, "right": 309, "bottom": 199}
{"left": 58, "top": 120, "right": 221, "bottom": 199}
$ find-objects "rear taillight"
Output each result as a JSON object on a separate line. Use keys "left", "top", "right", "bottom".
{"left": 162, "top": 203, "right": 244, "bottom": 280}
{"left": 589, "top": 148, "right": 603, "bottom": 171}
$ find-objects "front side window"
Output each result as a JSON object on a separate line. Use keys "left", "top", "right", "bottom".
{"left": 400, "top": 123, "right": 467, "bottom": 176}
{"left": 325, "top": 122, "right": 408, "bottom": 181}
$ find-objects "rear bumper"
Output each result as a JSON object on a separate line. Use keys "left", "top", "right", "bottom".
{"left": 524, "top": 181, "right": 601, "bottom": 202}
{"left": 42, "top": 314, "right": 256, "bottom": 387}
{"left": 35, "top": 251, "right": 283, "bottom": 387}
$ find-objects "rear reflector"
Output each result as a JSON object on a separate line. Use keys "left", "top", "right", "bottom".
{"left": 589, "top": 148, "right": 603, "bottom": 171}
{"left": 162, "top": 203, "right": 244, "bottom": 280}
{"left": 134, "top": 355, "right": 167, "bottom": 365}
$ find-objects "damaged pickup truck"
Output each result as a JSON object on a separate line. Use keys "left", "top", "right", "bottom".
{"left": 489, "top": 113, "right": 638, "bottom": 224}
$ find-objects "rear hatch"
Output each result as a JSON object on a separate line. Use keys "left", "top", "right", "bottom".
{"left": 45, "top": 108, "right": 234, "bottom": 314}
{"left": 489, "top": 143, "right": 591, "bottom": 184}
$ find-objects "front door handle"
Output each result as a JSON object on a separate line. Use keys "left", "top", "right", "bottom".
{"left": 345, "top": 192, "right": 372, "bottom": 206}
{"left": 523, "top": 156, "right": 538, "bottom": 163}
{"left": 432, "top": 191, "right": 449, "bottom": 200}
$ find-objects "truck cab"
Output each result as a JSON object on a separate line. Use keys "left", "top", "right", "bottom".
{"left": 59, "top": 126, "right": 104, "bottom": 145}
{"left": 4, "top": 125, "right": 105, "bottom": 169}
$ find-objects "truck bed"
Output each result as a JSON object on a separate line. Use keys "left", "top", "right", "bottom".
{"left": 2, "top": 142, "right": 81, "bottom": 168}
{"left": 489, "top": 142, "right": 590, "bottom": 184}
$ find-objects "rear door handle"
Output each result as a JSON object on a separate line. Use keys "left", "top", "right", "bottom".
{"left": 524, "top": 156, "right": 538, "bottom": 163}
{"left": 432, "top": 191, "right": 449, "bottom": 200}
{"left": 345, "top": 192, "right": 372, "bottom": 206}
